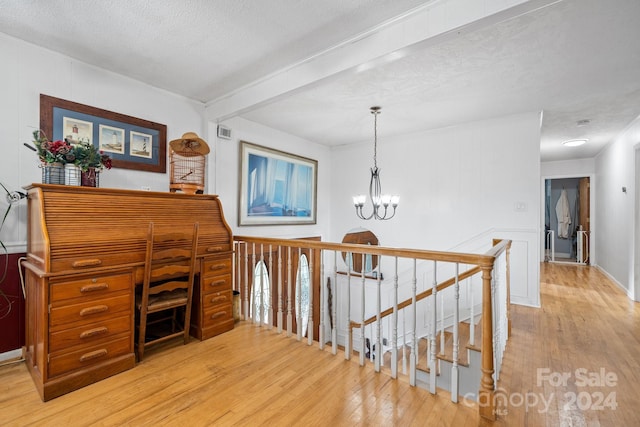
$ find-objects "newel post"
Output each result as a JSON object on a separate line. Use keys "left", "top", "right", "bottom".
{"left": 479, "top": 264, "right": 496, "bottom": 420}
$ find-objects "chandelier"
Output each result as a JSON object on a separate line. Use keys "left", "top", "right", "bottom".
{"left": 353, "top": 106, "right": 399, "bottom": 220}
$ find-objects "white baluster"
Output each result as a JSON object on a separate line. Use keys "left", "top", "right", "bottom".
{"left": 333, "top": 250, "right": 338, "bottom": 356}
{"left": 429, "top": 261, "right": 437, "bottom": 394}
{"left": 360, "top": 253, "right": 366, "bottom": 367}
{"left": 451, "top": 263, "right": 460, "bottom": 403}
{"left": 251, "top": 243, "right": 257, "bottom": 324}
{"left": 409, "top": 259, "right": 417, "bottom": 387}
{"left": 469, "top": 276, "right": 475, "bottom": 347}
{"left": 233, "top": 242, "right": 238, "bottom": 316}
{"left": 439, "top": 291, "right": 445, "bottom": 356}
{"left": 244, "top": 243, "right": 249, "bottom": 321}
{"left": 375, "top": 255, "right": 381, "bottom": 372}
{"left": 345, "top": 253, "right": 352, "bottom": 361}
{"left": 391, "top": 256, "right": 398, "bottom": 379}
{"left": 260, "top": 244, "right": 265, "bottom": 327}
{"left": 402, "top": 307, "right": 407, "bottom": 375}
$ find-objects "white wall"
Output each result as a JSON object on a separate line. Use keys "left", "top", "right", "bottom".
{"left": 209, "top": 117, "right": 331, "bottom": 239}
{"left": 330, "top": 112, "right": 542, "bottom": 306}
{"left": 594, "top": 115, "right": 640, "bottom": 300}
{"left": 541, "top": 158, "right": 595, "bottom": 177}
{"left": 0, "top": 33, "right": 205, "bottom": 253}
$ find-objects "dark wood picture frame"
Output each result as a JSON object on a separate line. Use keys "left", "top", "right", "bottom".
{"left": 40, "top": 94, "right": 167, "bottom": 173}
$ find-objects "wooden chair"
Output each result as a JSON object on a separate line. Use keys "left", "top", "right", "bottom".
{"left": 136, "top": 222, "right": 199, "bottom": 361}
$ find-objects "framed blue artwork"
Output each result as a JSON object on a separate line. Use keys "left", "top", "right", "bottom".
{"left": 239, "top": 141, "right": 317, "bottom": 225}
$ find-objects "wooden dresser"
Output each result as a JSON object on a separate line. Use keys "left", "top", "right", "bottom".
{"left": 21, "top": 184, "right": 234, "bottom": 401}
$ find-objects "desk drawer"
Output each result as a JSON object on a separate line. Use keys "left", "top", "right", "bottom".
{"left": 50, "top": 294, "right": 131, "bottom": 331}
{"left": 202, "top": 274, "right": 231, "bottom": 295}
{"left": 201, "top": 303, "right": 233, "bottom": 328}
{"left": 203, "top": 290, "right": 232, "bottom": 309}
{"left": 49, "top": 314, "right": 131, "bottom": 353}
{"left": 202, "top": 258, "right": 231, "bottom": 276}
{"left": 48, "top": 335, "right": 131, "bottom": 378}
{"left": 50, "top": 273, "right": 132, "bottom": 303}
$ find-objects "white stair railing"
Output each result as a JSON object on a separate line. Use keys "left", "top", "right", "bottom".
{"left": 232, "top": 236, "right": 511, "bottom": 421}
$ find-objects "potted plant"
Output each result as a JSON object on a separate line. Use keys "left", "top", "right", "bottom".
{"left": 71, "top": 141, "right": 112, "bottom": 187}
{"left": 32, "top": 130, "right": 73, "bottom": 184}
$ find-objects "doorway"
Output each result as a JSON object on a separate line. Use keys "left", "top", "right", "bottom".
{"left": 544, "top": 177, "right": 591, "bottom": 264}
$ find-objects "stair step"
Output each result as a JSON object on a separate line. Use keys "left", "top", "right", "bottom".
{"left": 464, "top": 316, "right": 482, "bottom": 352}
{"left": 378, "top": 317, "right": 483, "bottom": 372}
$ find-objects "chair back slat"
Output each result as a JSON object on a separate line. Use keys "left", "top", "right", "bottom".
{"left": 136, "top": 221, "right": 199, "bottom": 361}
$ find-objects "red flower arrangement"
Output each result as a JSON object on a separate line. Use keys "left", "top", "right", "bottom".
{"left": 32, "top": 129, "right": 111, "bottom": 171}
{"left": 33, "top": 130, "right": 72, "bottom": 164}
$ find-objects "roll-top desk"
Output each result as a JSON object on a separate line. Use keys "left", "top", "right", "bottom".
{"left": 21, "top": 184, "right": 234, "bottom": 401}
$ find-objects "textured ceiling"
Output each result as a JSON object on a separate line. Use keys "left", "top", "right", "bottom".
{"left": 241, "top": 0, "right": 640, "bottom": 162}
{"left": 1, "top": 0, "right": 639, "bottom": 162}
{"left": 0, "top": 0, "right": 427, "bottom": 101}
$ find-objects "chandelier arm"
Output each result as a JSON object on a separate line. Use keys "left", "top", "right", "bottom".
{"left": 381, "top": 206, "right": 396, "bottom": 220}
{"left": 355, "top": 204, "right": 375, "bottom": 221}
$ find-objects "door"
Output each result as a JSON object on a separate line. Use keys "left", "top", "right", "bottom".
{"left": 578, "top": 177, "right": 590, "bottom": 264}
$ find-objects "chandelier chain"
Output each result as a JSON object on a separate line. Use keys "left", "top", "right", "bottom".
{"left": 373, "top": 109, "right": 378, "bottom": 169}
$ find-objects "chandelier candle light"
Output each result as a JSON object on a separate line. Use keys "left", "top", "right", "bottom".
{"left": 353, "top": 106, "right": 399, "bottom": 220}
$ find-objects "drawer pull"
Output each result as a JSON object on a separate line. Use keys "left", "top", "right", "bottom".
{"left": 80, "top": 283, "right": 109, "bottom": 293}
{"left": 206, "top": 246, "right": 223, "bottom": 253}
{"left": 210, "top": 296, "right": 228, "bottom": 304}
{"left": 80, "top": 326, "right": 109, "bottom": 339}
{"left": 209, "top": 280, "right": 226, "bottom": 287}
{"left": 79, "top": 349, "right": 108, "bottom": 362}
{"left": 72, "top": 259, "right": 102, "bottom": 268}
{"left": 210, "top": 311, "right": 226, "bottom": 320}
{"left": 209, "top": 264, "right": 227, "bottom": 271}
{"left": 80, "top": 305, "right": 109, "bottom": 316}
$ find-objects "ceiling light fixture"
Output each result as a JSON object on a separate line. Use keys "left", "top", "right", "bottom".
{"left": 562, "top": 139, "right": 588, "bottom": 147}
{"left": 353, "top": 106, "right": 399, "bottom": 220}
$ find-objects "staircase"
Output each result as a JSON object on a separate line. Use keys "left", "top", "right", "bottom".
{"left": 379, "top": 316, "right": 483, "bottom": 400}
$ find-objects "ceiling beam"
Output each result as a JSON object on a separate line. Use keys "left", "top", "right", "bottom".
{"left": 205, "top": 0, "right": 560, "bottom": 123}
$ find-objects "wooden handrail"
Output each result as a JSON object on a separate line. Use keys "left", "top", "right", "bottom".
{"left": 350, "top": 265, "right": 482, "bottom": 329}
{"left": 234, "top": 235, "right": 500, "bottom": 267}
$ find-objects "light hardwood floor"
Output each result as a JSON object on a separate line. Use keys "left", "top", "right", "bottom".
{"left": 1, "top": 262, "right": 639, "bottom": 426}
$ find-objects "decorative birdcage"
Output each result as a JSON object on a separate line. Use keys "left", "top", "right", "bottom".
{"left": 169, "top": 132, "right": 210, "bottom": 194}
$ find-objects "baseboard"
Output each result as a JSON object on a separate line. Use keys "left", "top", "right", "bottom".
{"left": 594, "top": 265, "right": 634, "bottom": 300}
{"left": 510, "top": 298, "right": 541, "bottom": 308}
{"left": 0, "top": 348, "right": 24, "bottom": 364}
